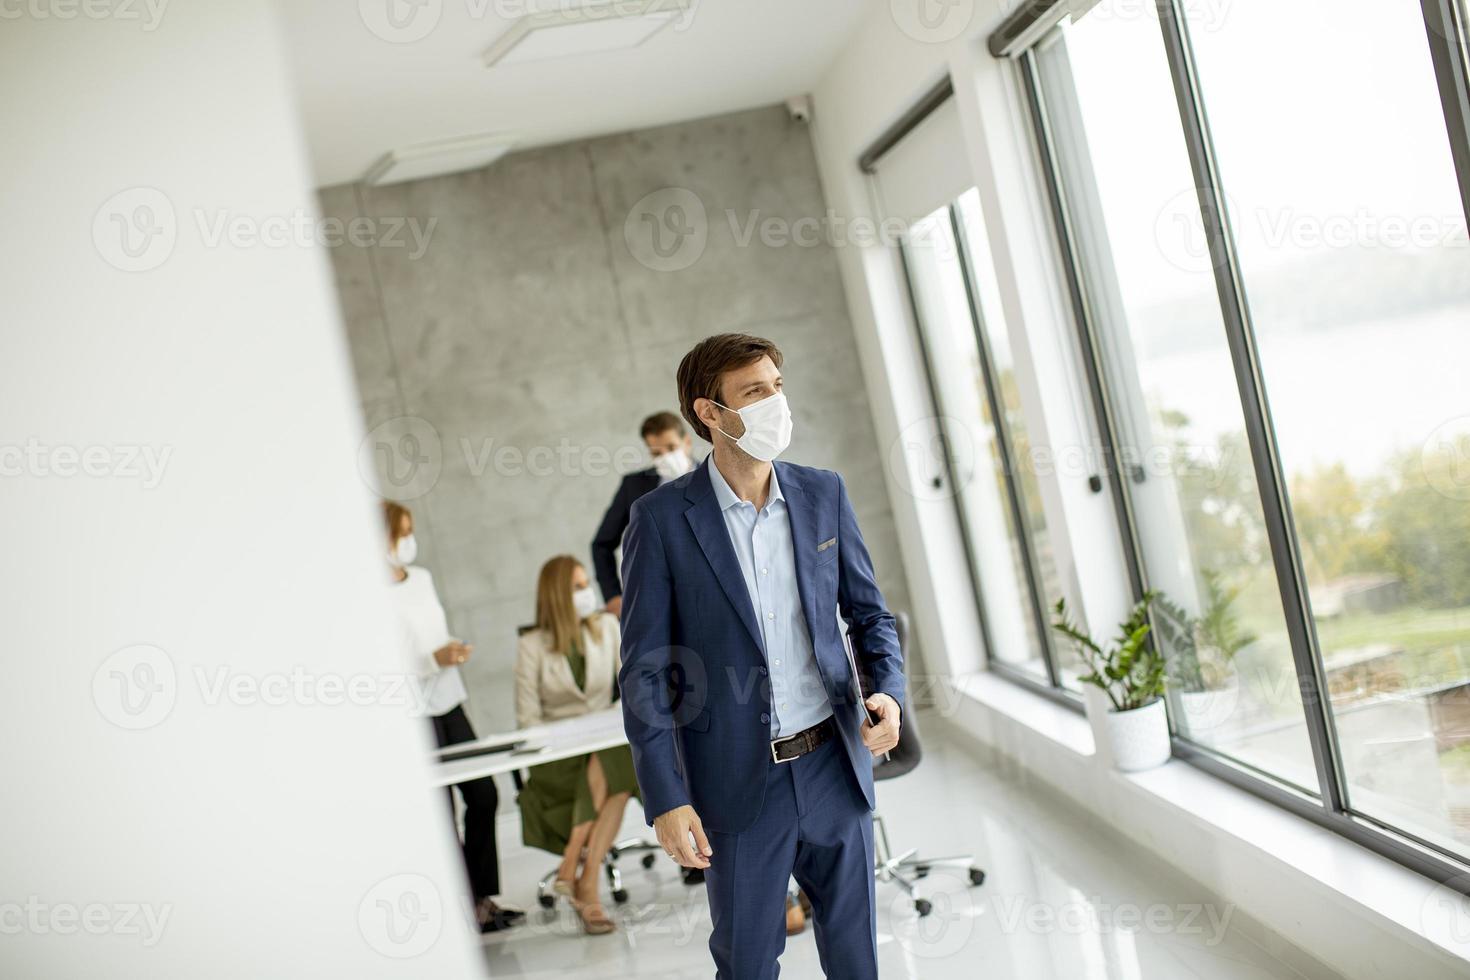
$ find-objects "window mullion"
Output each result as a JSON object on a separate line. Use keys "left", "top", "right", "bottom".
{"left": 946, "top": 204, "right": 1062, "bottom": 689}
{"left": 1421, "top": 0, "right": 1470, "bottom": 228}
{"left": 893, "top": 238, "right": 1004, "bottom": 678}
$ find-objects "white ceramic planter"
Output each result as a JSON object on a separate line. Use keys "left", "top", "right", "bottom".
{"left": 1103, "top": 698, "right": 1171, "bottom": 772}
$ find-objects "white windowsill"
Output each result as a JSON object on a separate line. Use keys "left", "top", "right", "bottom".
{"left": 946, "top": 670, "right": 1470, "bottom": 978}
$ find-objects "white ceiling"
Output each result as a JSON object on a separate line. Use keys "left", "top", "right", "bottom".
{"left": 280, "top": 0, "right": 877, "bottom": 187}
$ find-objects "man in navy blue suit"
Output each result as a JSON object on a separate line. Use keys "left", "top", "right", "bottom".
{"left": 618, "top": 333, "right": 904, "bottom": 979}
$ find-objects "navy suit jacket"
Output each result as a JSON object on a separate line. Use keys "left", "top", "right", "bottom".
{"left": 618, "top": 458, "right": 904, "bottom": 835}
{"left": 590, "top": 467, "right": 660, "bottom": 601}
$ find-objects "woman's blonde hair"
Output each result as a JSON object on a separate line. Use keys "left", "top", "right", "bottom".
{"left": 535, "top": 555, "right": 604, "bottom": 656}
{"left": 382, "top": 500, "right": 411, "bottom": 543}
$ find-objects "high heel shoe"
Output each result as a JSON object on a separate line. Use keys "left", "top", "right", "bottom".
{"left": 569, "top": 893, "right": 616, "bottom": 935}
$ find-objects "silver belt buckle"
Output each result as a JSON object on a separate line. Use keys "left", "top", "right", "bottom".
{"left": 770, "top": 732, "right": 798, "bottom": 764}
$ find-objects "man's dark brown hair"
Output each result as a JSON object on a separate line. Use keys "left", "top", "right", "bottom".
{"left": 676, "top": 333, "right": 784, "bottom": 442}
{"left": 639, "top": 411, "right": 685, "bottom": 440}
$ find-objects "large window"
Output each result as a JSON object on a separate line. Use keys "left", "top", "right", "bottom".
{"left": 1030, "top": 4, "right": 1319, "bottom": 789}
{"left": 903, "top": 197, "right": 1061, "bottom": 687}
{"left": 996, "top": 0, "right": 1470, "bottom": 884}
{"left": 1184, "top": 0, "right": 1470, "bottom": 858}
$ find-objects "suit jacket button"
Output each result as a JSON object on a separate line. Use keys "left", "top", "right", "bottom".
{"left": 760, "top": 712, "right": 771, "bottom": 725}
{"left": 759, "top": 666, "right": 768, "bottom": 676}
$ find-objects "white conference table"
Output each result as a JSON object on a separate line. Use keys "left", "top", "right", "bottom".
{"left": 428, "top": 707, "right": 629, "bottom": 788}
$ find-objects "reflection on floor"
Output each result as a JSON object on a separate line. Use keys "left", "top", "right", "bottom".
{"left": 480, "top": 715, "right": 1330, "bottom": 979}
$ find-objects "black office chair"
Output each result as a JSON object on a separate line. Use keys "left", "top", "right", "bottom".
{"left": 869, "top": 612, "right": 986, "bottom": 916}
{"left": 511, "top": 624, "right": 662, "bottom": 910}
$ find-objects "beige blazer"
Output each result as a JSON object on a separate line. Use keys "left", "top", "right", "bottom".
{"left": 514, "top": 613, "right": 621, "bottom": 728}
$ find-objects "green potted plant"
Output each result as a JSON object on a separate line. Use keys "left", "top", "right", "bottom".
{"left": 1051, "top": 592, "right": 1170, "bottom": 771}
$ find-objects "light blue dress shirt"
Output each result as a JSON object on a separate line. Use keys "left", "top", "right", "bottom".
{"left": 708, "top": 460, "right": 833, "bottom": 739}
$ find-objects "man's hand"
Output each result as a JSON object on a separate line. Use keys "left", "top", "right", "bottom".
{"left": 604, "top": 595, "right": 623, "bottom": 617}
{"left": 433, "top": 641, "right": 472, "bottom": 668}
{"left": 861, "top": 693, "right": 901, "bottom": 756}
{"left": 653, "top": 804, "right": 712, "bottom": 869}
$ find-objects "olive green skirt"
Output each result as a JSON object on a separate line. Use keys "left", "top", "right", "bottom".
{"left": 517, "top": 744, "right": 641, "bottom": 855}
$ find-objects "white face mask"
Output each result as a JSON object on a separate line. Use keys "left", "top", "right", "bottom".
{"left": 389, "top": 533, "right": 417, "bottom": 568}
{"left": 713, "top": 392, "right": 793, "bottom": 463}
{"left": 572, "top": 586, "right": 599, "bottom": 619}
{"left": 652, "top": 446, "right": 693, "bottom": 481}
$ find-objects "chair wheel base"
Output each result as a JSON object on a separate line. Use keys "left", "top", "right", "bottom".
{"left": 537, "top": 894, "right": 555, "bottom": 909}
{"left": 641, "top": 854, "right": 656, "bottom": 869}
{"left": 914, "top": 898, "right": 933, "bottom": 917}
{"left": 969, "top": 868, "right": 985, "bottom": 887}
{"left": 612, "top": 888, "right": 629, "bottom": 904}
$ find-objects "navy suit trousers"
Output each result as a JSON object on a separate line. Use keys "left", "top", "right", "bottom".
{"left": 702, "top": 736, "right": 877, "bottom": 980}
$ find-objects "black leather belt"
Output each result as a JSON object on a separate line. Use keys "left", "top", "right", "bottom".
{"left": 770, "top": 717, "right": 835, "bottom": 764}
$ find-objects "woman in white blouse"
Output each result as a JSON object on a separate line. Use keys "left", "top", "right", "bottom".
{"left": 383, "top": 501, "right": 520, "bottom": 934}
{"left": 515, "top": 555, "right": 640, "bottom": 935}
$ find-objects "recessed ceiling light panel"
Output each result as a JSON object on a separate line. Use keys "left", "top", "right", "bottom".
{"left": 483, "top": 0, "right": 692, "bottom": 68}
{"left": 364, "top": 133, "right": 517, "bottom": 186}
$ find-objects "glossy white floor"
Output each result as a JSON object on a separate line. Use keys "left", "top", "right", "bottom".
{"left": 477, "top": 716, "right": 1334, "bottom": 979}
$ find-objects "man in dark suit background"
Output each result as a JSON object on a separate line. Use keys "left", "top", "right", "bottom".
{"left": 591, "top": 411, "right": 695, "bottom": 619}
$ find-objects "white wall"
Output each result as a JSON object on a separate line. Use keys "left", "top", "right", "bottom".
{"left": 0, "top": 6, "right": 485, "bottom": 977}
{"left": 807, "top": 2, "right": 1136, "bottom": 689}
